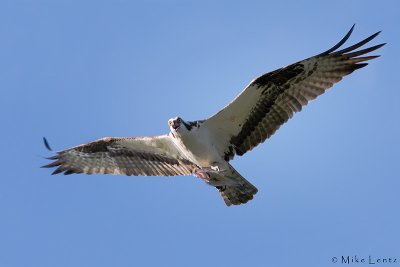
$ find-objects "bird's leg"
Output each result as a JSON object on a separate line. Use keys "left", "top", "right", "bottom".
{"left": 194, "top": 168, "right": 211, "bottom": 181}
{"left": 194, "top": 166, "right": 227, "bottom": 186}
{"left": 194, "top": 167, "right": 222, "bottom": 181}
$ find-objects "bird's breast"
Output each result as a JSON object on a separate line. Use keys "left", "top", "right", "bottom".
{"left": 175, "top": 129, "right": 221, "bottom": 167}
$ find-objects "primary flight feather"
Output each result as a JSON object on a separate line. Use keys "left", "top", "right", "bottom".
{"left": 43, "top": 25, "right": 385, "bottom": 206}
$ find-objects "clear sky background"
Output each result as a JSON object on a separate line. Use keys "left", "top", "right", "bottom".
{"left": 1, "top": 1, "right": 399, "bottom": 267}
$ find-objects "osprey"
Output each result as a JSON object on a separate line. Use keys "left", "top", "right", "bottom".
{"left": 43, "top": 26, "right": 384, "bottom": 206}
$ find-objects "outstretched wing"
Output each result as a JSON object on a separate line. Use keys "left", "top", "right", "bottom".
{"left": 203, "top": 25, "right": 385, "bottom": 161}
{"left": 42, "top": 135, "right": 199, "bottom": 176}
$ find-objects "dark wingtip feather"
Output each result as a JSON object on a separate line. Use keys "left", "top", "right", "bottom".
{"left": 377, "top": 42, "right": 387, "bottom": 49}
{"left": 41, "top": 160, "right": 61, "bottom": 169}
{"left": 343, "top": 43, "right": 386, "bottom": 58}
{"left": 63, "top": 170, "right": 75, "bottom": 175}
{"left": 51, "top": 166, "right": 65, "bottom": 175}
{"left": 46, "top": 155, "right": 59, "bottom": 160}
{"left": 333, "top": 31, "right": 382, "bottom": 55}
{"left": 350, "top": 63, "right": 369, "bottom": 72}
{"left": 43, "top": 137, "right": 53, "bottom": 151}
{"left": 317, "top": 24, "right": 355, "bottom": 57}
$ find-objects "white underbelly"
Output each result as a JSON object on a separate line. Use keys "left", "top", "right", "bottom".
{"left": 175, "top": 130, "right": 221, "bottom": 167}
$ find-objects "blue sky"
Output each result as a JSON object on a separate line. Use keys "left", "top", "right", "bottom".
{"left": 1, "top": 1, "right": 399, "bottom": 266}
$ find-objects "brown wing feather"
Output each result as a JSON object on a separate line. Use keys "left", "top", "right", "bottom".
{"left": 42, "top": 136, "right": 199, "bottom": 176}
{"left": 205, "top": 26, "right": 385, "bottom": 160}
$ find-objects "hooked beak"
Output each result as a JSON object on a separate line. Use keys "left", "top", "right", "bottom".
{"left": 172, "top": 121, "right": 180, "bottom": 130}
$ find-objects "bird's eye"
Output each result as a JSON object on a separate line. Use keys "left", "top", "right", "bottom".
{"left": 177, "top": 118, "right": 182, "bottom": 123}
{"left": 168, "top": 121, "right": 173, "bottom": 126}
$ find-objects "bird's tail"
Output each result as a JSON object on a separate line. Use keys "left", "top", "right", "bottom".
{"left": 217, "top": 165, "right": 258, "bottom": 206}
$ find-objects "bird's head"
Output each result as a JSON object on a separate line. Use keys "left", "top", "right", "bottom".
{"left": 168, "top": 117, "right": 184, "bottom": 133}
{"left": 168, "top": 117, "right": 201, "bottom": 136}
{"left": 169, "top": 116, "right": 194, "bottom": 135}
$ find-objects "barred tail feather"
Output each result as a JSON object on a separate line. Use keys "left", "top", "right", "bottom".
{"left": 217, "top": 167, "right": 258, "bottom": 206}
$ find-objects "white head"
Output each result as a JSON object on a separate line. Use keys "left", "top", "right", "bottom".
{"left": 168, "top": 116, "right": 200, "bottom": 135}
{"left": 168, "top": 117, "right": 186, "bottom": 134}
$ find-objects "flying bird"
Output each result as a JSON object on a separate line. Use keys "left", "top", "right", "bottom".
{"left": 43, "top": 25, "right": 384, "bottom": 206}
